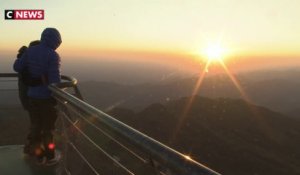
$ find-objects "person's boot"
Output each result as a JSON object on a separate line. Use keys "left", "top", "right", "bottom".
{"left": 45, "top": 143, "right": 60, "bottom": 166}
{"left": 23, "top": 141, "right": 35, "bottom": 156}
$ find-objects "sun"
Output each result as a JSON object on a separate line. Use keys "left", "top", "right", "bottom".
{"left": 204, "top": 43, "right": 226, "bottom": 61}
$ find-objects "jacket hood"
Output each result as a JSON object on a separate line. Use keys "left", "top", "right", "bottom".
{"left": 41, "top": 28, "right": 62, "bottom": 50}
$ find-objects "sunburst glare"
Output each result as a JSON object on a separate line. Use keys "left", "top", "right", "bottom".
{"left": 169, "top": 42, "right": 258, "bottom": 144}
{"left": 204, "top": 44, "right": 225, "bottom": 61}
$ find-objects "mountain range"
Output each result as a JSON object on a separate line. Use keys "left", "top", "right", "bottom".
{"left": 79, "top": 69, "right": 300, "bottom": 119}
{"left": 108, "top": 96, "right": 300, "bottom": 175}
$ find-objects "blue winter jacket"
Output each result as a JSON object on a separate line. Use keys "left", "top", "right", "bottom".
{"left": 13, "top": 28, "right": 62, "bottom": 99}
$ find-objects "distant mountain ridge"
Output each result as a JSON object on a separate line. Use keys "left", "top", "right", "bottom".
{"left": 79, "top": 69, "right": 300, "bottom": 119}
{"left": 108, "top": 96, "right": 300, "bottom": 175}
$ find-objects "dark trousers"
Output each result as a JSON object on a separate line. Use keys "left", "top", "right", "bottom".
{"left": 27, "top": 97, "right": 58, "bottom": 159}
{"left": 18, "top": 75, "right": 29, "bottom": 110}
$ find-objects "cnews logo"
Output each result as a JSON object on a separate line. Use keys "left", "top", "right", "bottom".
{"left": 5, "top": 10, "right": 44, "bottom": 20}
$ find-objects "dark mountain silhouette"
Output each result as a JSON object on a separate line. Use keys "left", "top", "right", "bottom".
{"left": 79, "top": 69, "right": 300, "bottom": 119}
{"left": 108, "top": 96, "right": 300, "bottom": 175}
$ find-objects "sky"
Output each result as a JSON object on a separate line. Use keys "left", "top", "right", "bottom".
{"left": 1, "top": 0, "right": 300, "bottom": 74}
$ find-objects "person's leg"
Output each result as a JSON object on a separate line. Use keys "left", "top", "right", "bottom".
{"left": 41, "top": 98, "right": 58, "bottom": 160}
{"left": 17, "top": 75, "right": 29, "bottom": 110}
{"left": 25, "top": 98, "right": 42, "bottom": 156}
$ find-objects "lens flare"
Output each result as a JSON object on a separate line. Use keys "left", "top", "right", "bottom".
{"left": 48, "top": 143, "right": 55, "bottom": 150}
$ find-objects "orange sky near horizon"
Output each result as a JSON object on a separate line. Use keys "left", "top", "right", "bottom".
{"left": 60, "top": 47, "right": 300, "bottom": 71}
{"left": 1, "top": 45, "right": 299, "bottom": 75}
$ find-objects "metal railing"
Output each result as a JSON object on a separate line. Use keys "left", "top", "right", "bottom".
{"left": 0, "top": 73, "right": 220, "bottom": 175}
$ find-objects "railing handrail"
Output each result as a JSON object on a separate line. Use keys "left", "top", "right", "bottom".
{"left": 0, "top": 73, "right": 83, "bottom": 99}
{"left": 0, "top": 73, "right": 19, "bottom": 78}
{"left": 50, "top": 78, "right": 220, "bottom": 175}
{"left": 0, "top": 73, "right": 220, "bottom": 175}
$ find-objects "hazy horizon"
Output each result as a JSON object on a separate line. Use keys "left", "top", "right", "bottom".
{"left": 1, "top": 50, "right": 300, "bottom": 84}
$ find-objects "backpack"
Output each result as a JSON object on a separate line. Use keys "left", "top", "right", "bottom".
{"left": 20, "top": 67, "right": 44, "bottom": 86}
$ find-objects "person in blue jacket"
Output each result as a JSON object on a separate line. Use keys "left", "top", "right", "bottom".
{"left": 16, "top": 40, "right": 41, "bottom": 111}
{"left": 13, "top": 28, "right": 62, "bottom": 165}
